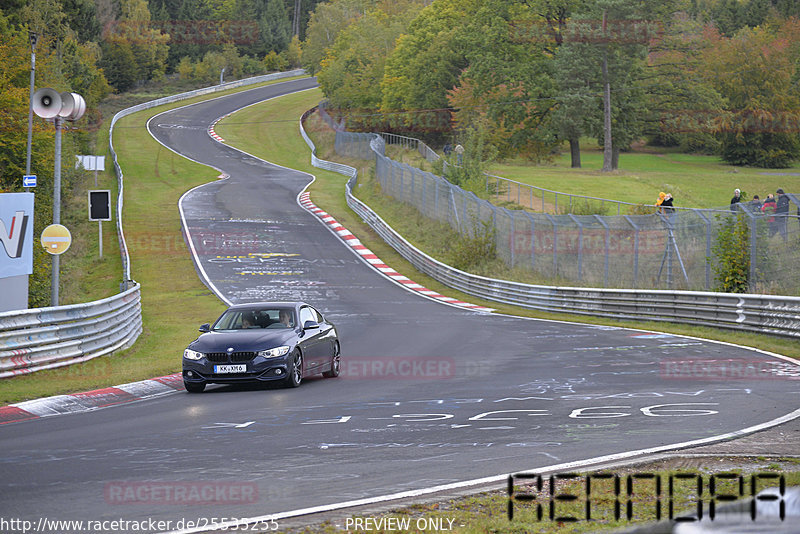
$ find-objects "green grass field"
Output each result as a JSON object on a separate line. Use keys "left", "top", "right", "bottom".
{"left": 490, "top": 146, "right": 800, "bottom": 209}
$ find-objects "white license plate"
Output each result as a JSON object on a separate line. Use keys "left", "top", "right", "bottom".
{"left": 214, "top": 364, "right": 247, "bottom": 374}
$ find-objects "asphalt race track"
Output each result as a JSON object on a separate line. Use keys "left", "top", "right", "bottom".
{"left": 1, "top": 78, "right": 799, "bottom": 531}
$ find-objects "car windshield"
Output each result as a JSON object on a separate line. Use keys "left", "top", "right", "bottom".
{"left": 212, "top": 308, "right": 295, "bottom": 330}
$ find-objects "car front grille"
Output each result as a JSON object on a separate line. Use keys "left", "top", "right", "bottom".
{"left": 206, "top": 352, "right": 257, "bottom": 363}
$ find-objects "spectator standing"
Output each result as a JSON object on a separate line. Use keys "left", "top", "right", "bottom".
{"left": 661, "top": 193, "right": 675, "bottom": 212}
{"left": 775, "top": 188, "right": 790, "bottom": 241}
{"left": 749, "top": 195, "right": 762, "bottom": 212}
{"left": 661, "top": 193, "right": 676, "bottom": 224}
{"left": 454, "top": 144, "right": 464, "bottom": 165}
{"left": 761, "top": 193, "right": 778, "bottom": 236}
{"left": 655, "top": 191, "right": 666, "bottom": 212}
{"left": 730, "top": 188, "right": 741, "bottom": 211}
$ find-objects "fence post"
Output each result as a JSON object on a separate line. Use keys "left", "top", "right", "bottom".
{"left": 745, "top": 208, "right": 758, "bottom": 290}
{"left": 568, "top": 214, "right": 583, "bottom": 281}
{"left": 510, "top": 209, "right": 516, "bottom": 268}
{"left": 624, "top": 215, "right": 640, "bottom": 289}
{"left": 545, "top": 213, "right": 558, "bottom": 277}
{"left": 435, "top": 177, "right": 440, "bottom": 214}
{"left": 410, "top": 167, "right": 415, "bottom": 202}
{"left": 400, "top": 163, "right": 405, "bottom": 200}
{"left": 594, "top": 214, "right": 610, "bottom": 287}
{"left": 695, "top": 209, "right": 712, "bottom": 290}
{"left": 525, "top": 212, "right": 536, "bottom": 270}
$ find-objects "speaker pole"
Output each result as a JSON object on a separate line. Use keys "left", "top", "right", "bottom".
{"left": 51, "top": 116, "right": 62, "bottom": 306}
{"left": 25, "top": 32, "right": 37, "bottom": 191}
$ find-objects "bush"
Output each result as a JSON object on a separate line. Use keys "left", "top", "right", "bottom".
{"left": 711, "top": 212, "right": 750, "bottom": 292}
{"left": 721, "top": 132, "right": 800, "bottom": 168}
{"left": 447, "top": 217, "right": 496, "bottom": 271}
{"left": 263, "top": 51, "right": 288, "bottom": 72}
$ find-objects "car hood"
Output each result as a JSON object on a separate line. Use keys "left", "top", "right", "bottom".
{"left": 189, "top": 330, "right": 295, "bottom": 352}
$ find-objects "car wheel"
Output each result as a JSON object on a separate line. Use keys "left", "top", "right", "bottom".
{"left": 184, "top": 381, "right": 205, "bottom": 393}
{"left": 286, "top": 350, "right": 303, "bottom": 388}
{"left": 322, "top": 342, "right": 340, "bottom": 378}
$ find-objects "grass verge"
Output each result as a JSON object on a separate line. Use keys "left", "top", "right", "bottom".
{"left": 279, "top": 461, "right": 800, "bottom": 533}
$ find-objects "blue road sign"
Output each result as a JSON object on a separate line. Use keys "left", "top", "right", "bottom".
{"left": 23, "top": 175, "right": 37, "bottom": 188}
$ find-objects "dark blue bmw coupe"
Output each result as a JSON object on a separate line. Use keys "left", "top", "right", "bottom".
{"left": 182, "top": 302, "right": 340, "bottom": 392}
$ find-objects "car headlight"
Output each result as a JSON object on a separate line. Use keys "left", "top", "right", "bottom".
{"left": 258, "top": 346, "right": 290, "bottom": 358}
{"left": 184, "top": 349, "right": 204, "bottom": 360}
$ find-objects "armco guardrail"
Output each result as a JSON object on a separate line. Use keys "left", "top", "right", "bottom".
{"left": 0, "top": 70, "right": 305, "bottom": 379}
{"left": 300, "top": 109, "right": 800, "bottom": 339}
{"left": 0, "top": 284, "right": 142, "bottom": 378}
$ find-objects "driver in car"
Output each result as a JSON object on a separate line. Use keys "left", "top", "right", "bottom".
{"left": 241, "top": 312, "right": 256, "bottom": 328}
{"left": 279, "top": 309, "right": 294, "bottom": 328}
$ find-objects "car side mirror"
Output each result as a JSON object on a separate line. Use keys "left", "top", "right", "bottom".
{"left": 199, "top": 323, "right": 210, "bottom": 333}
{"left": 303, "top": 320, "right": 319, "bottom": 331}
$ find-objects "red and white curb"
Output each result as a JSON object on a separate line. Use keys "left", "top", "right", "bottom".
{"left": 298, "top": 192, "right": 494, "bottom": 313}
{"left": 208, "top": 112, "right": 234, "bottom": 143}
{"left": 0, "top": 373, "right": 184, "bottom": 425}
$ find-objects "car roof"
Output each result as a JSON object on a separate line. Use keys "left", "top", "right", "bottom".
{"left": 226, "top": 302, "right": 307, "bottom": 310}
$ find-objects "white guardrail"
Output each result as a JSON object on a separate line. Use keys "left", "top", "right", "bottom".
{"left": 0, "top": 285, "right": 142, "bottom": 378}
{"left": 0, "top": 70, "right": 306, "bottom": 378}
{"left": 299, "top": 107, "right": 800, "bottom": 339}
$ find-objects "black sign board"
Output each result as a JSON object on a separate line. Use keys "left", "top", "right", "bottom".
{"left": 88, "top": 190, "right": 111, "bottom": 221}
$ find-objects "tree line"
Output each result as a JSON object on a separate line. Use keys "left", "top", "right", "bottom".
{"left": 303, "top": 0, "right": 800, "bottom": 169}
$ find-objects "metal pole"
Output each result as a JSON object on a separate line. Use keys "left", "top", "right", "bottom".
{"left": 25, "top": 32, "right": 37, "bottom": 190}
{"left": 696, "top": 210, "right": 712, "bottom": 290}
{"left": 569, "top": 214, "right": 583, "bottom": 281}
{"left": 99, "top": 220, "right": 103, "bottom": 259}
{"left": 51, "top": 117, "right": 62, "bottom": 306}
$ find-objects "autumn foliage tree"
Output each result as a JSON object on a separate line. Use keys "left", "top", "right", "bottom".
{"left": 703, "top": 19, "right": 800, "bottom": 167}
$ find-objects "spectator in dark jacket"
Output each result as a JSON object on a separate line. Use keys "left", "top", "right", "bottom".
{"left": 661, "top": 193, "right": 674, "bottom": 213}
{"left": 749, "top": 195, "right": 761, "bottom": 212}
{"left": 776, "top": 188, "right": 790, "bottom": 241}
{"left": 730, "top": 188, "right": 742, "bottom": 211}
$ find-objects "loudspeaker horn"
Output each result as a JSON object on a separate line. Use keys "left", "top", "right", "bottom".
{"left": 59, "top": 92, "right": 86, "bottom": 121}
{"left": 32, "top": 88, "right": 62, "bottom": 119}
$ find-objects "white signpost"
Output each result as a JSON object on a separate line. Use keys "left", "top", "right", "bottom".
{"left": 76, "top": 155, "right": 105, "bottom": 186}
